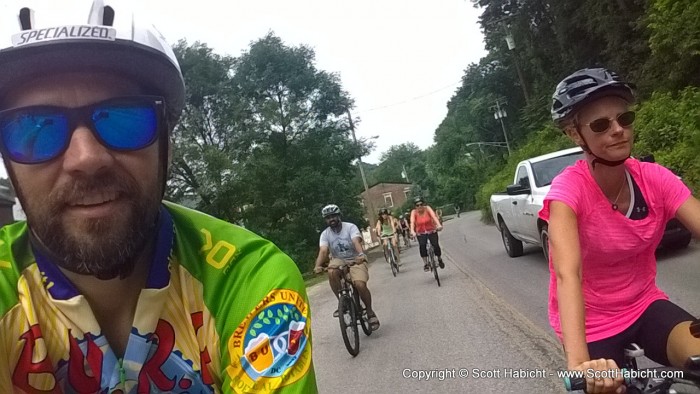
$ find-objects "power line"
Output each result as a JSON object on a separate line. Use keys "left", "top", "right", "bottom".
{"left": 359, "top": 80, "right": 462, "bottom": 114}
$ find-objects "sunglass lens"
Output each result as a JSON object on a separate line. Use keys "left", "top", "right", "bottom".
{"left": 618, "top": 111, "right": 635, "bottom": 127}
{"left": 589, "top": 118, "right": 611, "bottom": 133}
{"left": 93, "top": 104, "right": 158, "bottom": 150}
{"left": 0, "top": 111, "right": 69, "bottom": 163}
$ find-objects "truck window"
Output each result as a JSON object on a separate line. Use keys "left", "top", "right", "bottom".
{"left": 531, "top": 152, "right": 584, "bottom": 187}
{"left": 515, "top": 166, "right": 529, "bottom": 188}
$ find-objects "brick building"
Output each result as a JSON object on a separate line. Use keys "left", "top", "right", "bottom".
{"left": 359, "top": 182, "right": 413, "bottom": 243}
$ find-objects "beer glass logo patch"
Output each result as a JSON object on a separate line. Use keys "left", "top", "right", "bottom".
{"left": 227, "top": 289, "right": 311, "bottom": 392}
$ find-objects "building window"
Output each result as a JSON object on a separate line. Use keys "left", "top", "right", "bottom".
{"left": 383, "top": 192, "right": 394, "bottom": 207}
{"left": 403, "top": 187, "right": 411, "bottom": 199}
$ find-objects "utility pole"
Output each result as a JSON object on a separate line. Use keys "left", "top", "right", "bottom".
{"left": 347, "top": 109, "right": 376, "bottom": 236}
{"left": 490, "top": 98, "right": 512, "bottom": 156}
{"left": 488, "top": 14, "right": 531, "bottom": 105}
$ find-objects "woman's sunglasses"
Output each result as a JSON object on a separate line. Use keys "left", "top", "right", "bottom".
{"left": 583, "top": 111, "right": 635, "bottom": 134}
{"left": 415, "top": 203, "right": 424, "bottom": 207}
{"left": 0, "top": 95, "right": 164, "bottom": 164}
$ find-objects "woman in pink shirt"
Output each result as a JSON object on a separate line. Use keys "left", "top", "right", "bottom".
{"left": 540, "top": 68, "right": 700, "bottom": 393}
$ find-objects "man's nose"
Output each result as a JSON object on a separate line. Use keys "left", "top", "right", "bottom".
{"left": 61, "top": 125, "right": 115, "bottom": 174}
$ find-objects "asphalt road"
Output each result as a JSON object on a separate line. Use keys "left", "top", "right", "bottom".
{"left": 309, "top": 212, "right": 700, "bottom": 393}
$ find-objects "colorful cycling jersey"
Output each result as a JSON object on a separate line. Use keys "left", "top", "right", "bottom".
{"left": 0, "top": 202, "right": 317, "bottom": 393}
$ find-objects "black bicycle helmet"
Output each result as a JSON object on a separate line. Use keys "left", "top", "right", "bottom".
{"left": 414, "top": 196, "right": 425, "bottom": 204}
{"left": 321, "top": 204, "right": 341, "bottom": 218}
{"left": 378, "top": 208, "right": 389, "bottom": 215}
{"left": 551, "top": 68, "right": 635, "bottom": 125}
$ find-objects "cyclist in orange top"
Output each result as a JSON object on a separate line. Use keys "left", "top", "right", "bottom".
{"left": 409, "top": 196, "right": 444, "bottom": 271}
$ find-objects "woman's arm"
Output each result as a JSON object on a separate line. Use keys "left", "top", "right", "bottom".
{"left": 410, "top": 210, "right": 416, "bottom": 234}
{"left": 675, "top": 196, "right": 700, "bottom": 238}
{"left": 426, "top": 206, "right": 441, "bottom": 228}
{"left": 549, "top": 201, "right": 589, "bottom": 369}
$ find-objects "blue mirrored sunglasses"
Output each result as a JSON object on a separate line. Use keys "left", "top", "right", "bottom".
{"left": 0, "top": 95, "right": 164, "bottom": 164}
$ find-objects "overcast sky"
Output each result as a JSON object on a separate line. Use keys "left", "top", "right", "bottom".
{"left": 0, "top": 0, "right": 487, "bottom": 179}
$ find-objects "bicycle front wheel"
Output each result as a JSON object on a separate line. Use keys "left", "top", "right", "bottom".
{"left": 390, "top": 248, "right": 397, "bottom": 277}
{"left": 338, "top": 294, "right": 360, "bottom": 356}
{"left": 429, "top": 248, "right": 441, "bottom": 287}
{"left": 354, "top": 289, "right": 372, "bottom": 336}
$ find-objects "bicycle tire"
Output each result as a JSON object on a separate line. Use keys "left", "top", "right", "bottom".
{"left": 354, "top": 288, "right": 372, "bottom": 336}
{"left": 389, "top": 247, "right": 397, "bottom": 277}
{"left": 429, "top": 246, "right": 440, "bottom": 287}
{"left": 393, "top": 244, "right": 400, "bottom": 273}
{"left": 338, "top": 294, "right": 360, "bottom": 356}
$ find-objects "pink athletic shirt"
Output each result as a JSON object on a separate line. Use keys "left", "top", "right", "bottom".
{"left": 539, "top": 158, "right": 691, "bottom": 342}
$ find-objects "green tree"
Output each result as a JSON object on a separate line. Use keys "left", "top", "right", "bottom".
{"left": 168, "top": 35, "right": 369, "bottom": 272}
{"left": 167, "top": 40, "right": 238, "bottom": 217}
{"left": 644, "top": 0, "right": 700, "bottom": 91}
{"left": 227, "top": 33, "right": 368, "bottom": 270}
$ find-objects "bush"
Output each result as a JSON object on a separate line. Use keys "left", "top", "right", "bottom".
{"left": 633, "top": 87, "right": 700, "bottom": 191}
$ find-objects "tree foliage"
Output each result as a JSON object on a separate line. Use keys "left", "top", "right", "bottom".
{"left": 417, "top": 0, "right": 700, "bottom": 221}
{"left": 169, "top": 34, "right": 369, "bottom": 272}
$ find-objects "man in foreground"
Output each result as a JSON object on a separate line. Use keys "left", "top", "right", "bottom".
{"left": 0, "top": 2, "right": 316, "bottom": 392}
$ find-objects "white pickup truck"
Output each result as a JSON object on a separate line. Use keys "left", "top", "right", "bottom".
{"left": 490, "top": 147, "right": 583, "bottom": 261}
{"left": 490, "top": 147, "right": 692, "bottom": 261}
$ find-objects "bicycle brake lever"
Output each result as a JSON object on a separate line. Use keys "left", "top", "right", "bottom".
{"left": 684, "top": 355, "right": 700, "bottom": 371}
{"left": 690, "top": 318, "right": 700, "bottom": 338}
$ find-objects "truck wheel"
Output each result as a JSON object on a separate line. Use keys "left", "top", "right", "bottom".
{"left": 540, "top": 224, "right": 550, "bottom": 262}
{"left": 500, "top": 220, "right": 523, "bottom": 257}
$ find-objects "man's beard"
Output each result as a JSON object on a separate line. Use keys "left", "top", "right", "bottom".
{"left": 23, "top": 171, "right": 161, "bottom": 280}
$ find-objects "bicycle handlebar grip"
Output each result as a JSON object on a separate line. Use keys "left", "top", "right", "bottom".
{"left": 563, "top": 376, "right": 585, "bottom": 392}
{"left": 563, "top": 369, "right": 631, "bottom": 392}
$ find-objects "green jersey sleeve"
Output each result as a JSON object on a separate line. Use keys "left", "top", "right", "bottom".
{"left": 165, "top": 202, "right": 317, "bottom": 393}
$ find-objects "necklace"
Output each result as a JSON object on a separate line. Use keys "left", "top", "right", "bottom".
{"left": 610, "top": 172, "right": 627, "bottom": 211}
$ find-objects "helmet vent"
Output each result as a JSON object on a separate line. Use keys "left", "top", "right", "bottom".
{"left": 102, "top": 6, "right": 115, "bottom": 26}
{"left": 18, "top": 7, "right": 33, "bottom": 31}
{"left": 87, "top": 0, "right": 114, "bottom": 26}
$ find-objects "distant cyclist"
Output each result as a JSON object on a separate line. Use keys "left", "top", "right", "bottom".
{"left": 398, "top": 214, "right": 411, "bottom": 247}
{"left": 410, "top": 197, "right": 444, "bottom": 271}
{"left": 375, "top": 208, "right": 401, "bottom": 266}
{"left": 314, "top": 205, "right": 380, "bottom": 331}
{"left": 542, "top": 67, "right": 700, "bottom": 393}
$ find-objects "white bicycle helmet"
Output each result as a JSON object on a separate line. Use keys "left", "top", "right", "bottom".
{"left": 0, "top": 0, "right": 185, "bottom": 127}
{"left": 321, "top": 204, "right": 341, "bottom": 218}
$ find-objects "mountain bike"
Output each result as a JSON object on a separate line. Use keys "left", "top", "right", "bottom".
{"left": 335, "top": 262, "right": 372, "bottom": 356}
{"left": 564, "top": 319, "right": 700, "bottom": 393}
{"left": 381, "top": 235, "right": 400, "bottom": 277}
{"left": 418, "top": 230, "right": 440, "bottom": 287}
